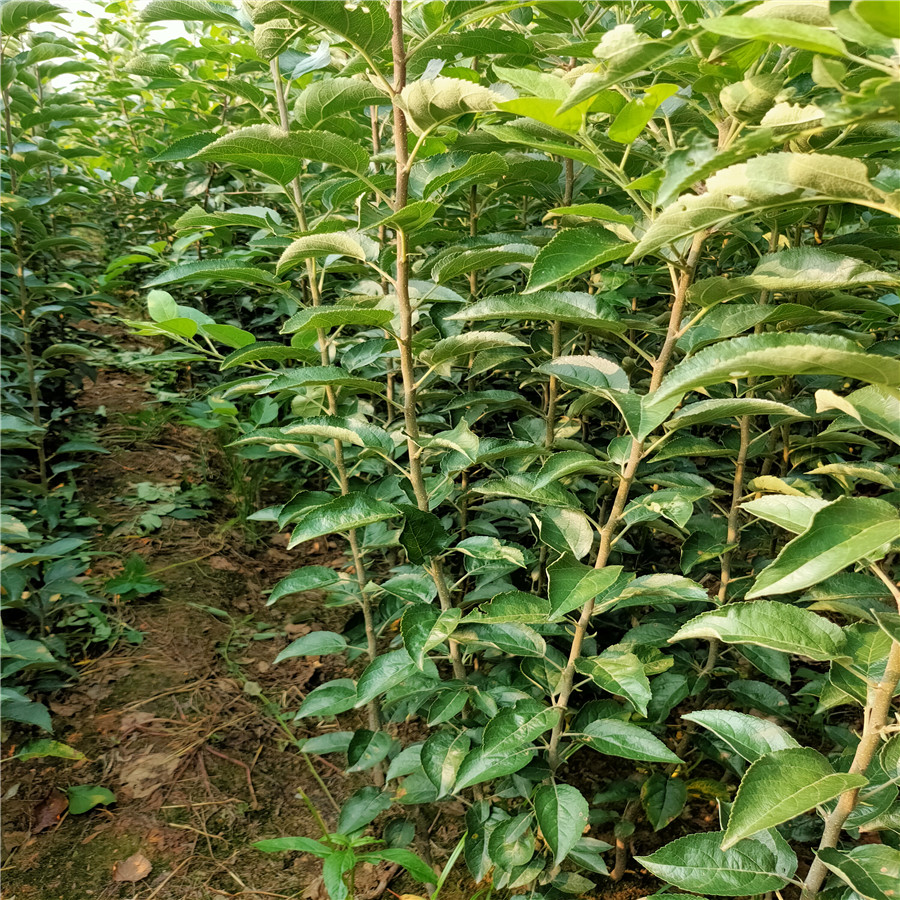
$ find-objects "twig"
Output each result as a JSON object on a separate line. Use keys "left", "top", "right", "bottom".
{"left": 169, "top": 822, "right": 229, "bottom": 842}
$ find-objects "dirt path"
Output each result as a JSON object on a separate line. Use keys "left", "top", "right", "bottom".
{"left": 0, "top": 366, "right": 448, "bottom": 900}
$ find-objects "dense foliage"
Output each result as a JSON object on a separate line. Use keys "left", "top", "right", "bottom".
{"left": 2, "top": 1, "right": 900, "bottom": 898}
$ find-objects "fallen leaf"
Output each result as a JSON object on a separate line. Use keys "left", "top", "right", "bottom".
{"left": 113, "top": 852, "right": 152, "bottom": 882}
{"left": 209, "top": 555, "right": 239, "bottom": 571}
{"left": 32, "top": 789, "right": 67, "bottom": 833}
{"left": 119, "top": 711, "right": 158, "bottom": 734}
{"left": 2, "top": 830, "right": 30, "bottom": 848}
{"left": 301, "top": 876, "right": 328, "bottom": 900}
{"left": 118, "top": 751, "right": 180, "bottom": 799}
{"left": 83, "top": 683, "right": 113, "bottom": 701}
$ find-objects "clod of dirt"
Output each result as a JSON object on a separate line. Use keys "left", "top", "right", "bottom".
{"left": 113, "top": 851, "right": 152, "bottom": 882}
{"left": 32, "top": 789, "right": 68, "bottom": 833}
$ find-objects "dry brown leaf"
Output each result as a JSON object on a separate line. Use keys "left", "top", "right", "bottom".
{"left": 301, "top": 876, "right": 328, "bottom": 900}
{"left": 49, "top": 700, "right": 84, "bottom": 716}
{"left": 119, "top": 711, "right": 158, "bottom": 734}
{"left": 32, "top": 789, "right": 67, "bottom": 833}
{"left": 113, "top": 852, "right": 152, "bottom": 882}
{"left": 118, "top": 751, "right": 180, "bottom": 799}
{"left": 2, "top": 830, "right": 31, "bottom": 848}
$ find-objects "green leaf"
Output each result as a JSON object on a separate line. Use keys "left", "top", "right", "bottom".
{"left": 818, "top": 844, "right": 900, "bottom": 900}
{"left": 451, "top": 293, "right": 625, "bottom": 332}
{"left": 483, "top": 120, "right": 598, "bottom": 168}
{"left": 498, "top": 95, "right": 591, "bottom": 134}
{"left": 277, "top": 232, "right": 378, "bottom": 274}
{"left": 487, "top": 813, "right": 535, "bottom": 870}
{"left": 145, "top": 260, "right": 285, "bottom": 291}
{"left": 281, "top": 306, "right": 393, "bottom": 334}
{"left": 267, "top": 566, "right": 342, "bottom": 605}
{"left": 373, "top": 200, "right": 440, "bottom": 233}
{"left": 724, "top": 748, "right": 867, "bottom": 849}
{"left": 574, "top": 652, "right": 651, "bottom": 715}
{"left": 399, "top": 77, "right": 500, "bottom": 135}
{"left": 466, "top": 591, "right": 551, "bottom": 625}
{"left": 641, "top": 772, "right": 687, "bottom": 831}
{"left": 294, "top": 77, "right": 386, "bottom": 129}
{"left": 671, "top": 600, "right": 846, "bottom": 661}
{"left": 174, "top": 205, "right": 278, "bottom": 232}
{"left": 875, "top": 611, "right": 900, "bottom": 644}
{"left": 356, "top": 649, "right": 418, "bottom": 706}
{"left": 296, "top": 679, "right": 358, "bottom": 718}
{"left": 533, "top": 783, "right": 589, "bottom": 866}
{"left": 67, "top": 785, "right": 116, "bottom": 815}
{"left": 323, "top": 849, "right": 353, "bottom": 900}
{"left": 338, "top": 785, "right": 392, "bottom": 833}
{"left": 17, "top": 740, "right": 85, "bottom": 762}
{"left": 362, "top": 848, "right": 437, "bottom": 885}
{"left": 809, "top": 460, "right": 900, "bottom": 490}
{"left": 631, "top": 153, "right": 891, "bottom": 260}
{"left": 700, "top": 15, "right": 847, "bottom": 56}
{"left": 300, "top": 732, "right": 353, "bottom": 755}
{"left": 579, "top": 718, "right": 681, "bottom": 764}
{"left": 195, "top": 124, "right": 368, "bottom": 180}
{"left": 220, "top": 342, "right": 310, "bottom": 371}
{"left": 2, "top": 700, "right": 52, "bottom": 732}
{"left": 142, "top": 0, "right": 238, "bottom": 24}
{"left": 423, "top": 331, "right": 527, "bottom": 366}
{"left": 853, "top": 0, "right": 900, "bottom": 38}
{"left": 608, "top": 84, "right": 679, "bottom": 144}
{"left": 347, "top": 729, "right": 393, "bottom": 773}
{"left": 683, "top": 710, "right": 800, "bottom": 763}
{"left": 539, "top": 355, "right": 630, "bottom": 394}
{"left": 401, "top": 605, "right": 461, "bottom": 669}
{"left": 482, "top": 700, "right": 559, "bottom": 756}
{"left": 525, "top": 228, "right": 632, "bottom": 293}
{"left": 279, "top": 1, "right": 392, "bottom": 55}
{"left": 548, "top": 558, "right": 625, "bottom": 620}
{"left": 742, "top": 495, "right": 829, "bottom": 534}
{"left": 276, "top": 417, "right": 393, "bottom": 455}
{"left": 546, "top": 203, "right": 635, "bottom": 225}
{"left": 667, "top": 398, "right": 803, "bottom": 431}
{"left": 816, "top": 385, "right": 900, "bottom": 446}
{"left": 398, "top": 505, "right": 451, "bottom": 564}
{"left": 616, "top": 574, "right": 709, "bottom": 608}
{"left": 747, "top": 498, "right": 900, "bottom": 598}
{"left": 412, "top": 28, "right": 530, "bottom": 62}
{"left": 421, "top": 152, "right": 508, "bottom": 199}
{"left": 652, "top": 334, "right": 900, "bottom": 408}
{"left": 202, "top": 324, "right": 255, "bottom": 349}
{"left": 422, "top": 730, "right": 470, "bottom": 797}
{"left": 288, "top": 494, "right": 397, "bottom": 548}
{"left": 539, "top": 507, "right": 594, "bottom": 560}
{"left": 254, "top": 835, "right": 329, "bottom": 855}
{"left": 0, "top": 1, "right": 65, "bottom": 36}
{"left": 275, "top": 631, "right": 348, "bottom": 663}
{"left": 385, "top": 743, "right": 423, "bottom": 781}
{"left": 262, "top": 366, "right": 382, "bottom": 395}
{"left": 153, "top": 131, "right": 218, "bottom": 161}
{"left": 636, "top": 830, "right": 797, "bottom": 896}
{"left": 432, "top": 244, "right": 537, "bottom": 281}
{"left": 453, "top": 747, "right": 536, "bottom": 791}
{"left": 689, "top": 248, "right": 900, "bottom": 309}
